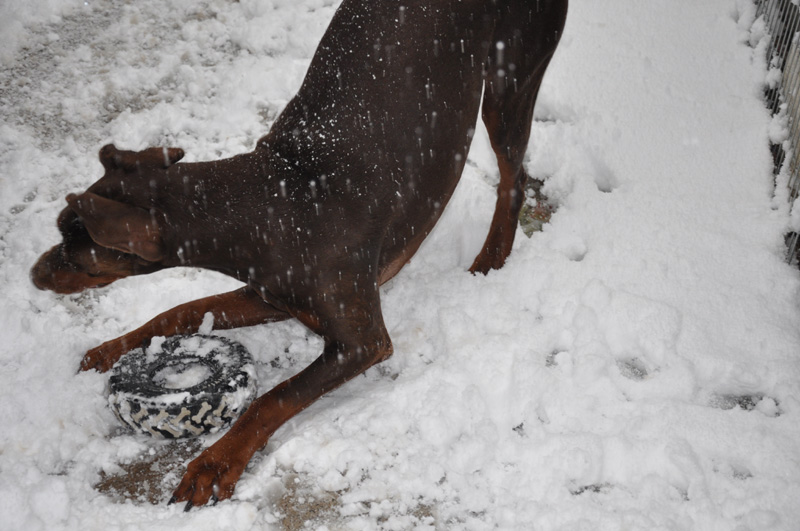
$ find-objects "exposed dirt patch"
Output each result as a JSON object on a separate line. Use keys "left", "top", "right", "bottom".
{"left": 275, "top": 474, "right": 343, "bottom": 530}
{"left": 95, "top": 443, "right": 349, "bottom": 529}
{"left": 95, "top": 439, "right": 201, "bottom": 505}
{"left": 519, "top": 176, "right": 554, "bottom": 236}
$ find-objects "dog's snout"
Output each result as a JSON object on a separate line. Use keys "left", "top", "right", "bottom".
{"left": 30, "top": 245, "right": 83, "bottom": 294}
{"left": 30, "top": 247, "right": 59, "bottom": 291}
{"left": 31, "top": 269, "right": 51, "bottom": 292}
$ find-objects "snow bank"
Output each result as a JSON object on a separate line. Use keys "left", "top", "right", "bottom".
{"left": 1, "top": 0, "right": 798, "bottom": 529}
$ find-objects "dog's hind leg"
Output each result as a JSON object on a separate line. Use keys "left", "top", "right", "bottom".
{"left": 80, "top": 287, "right": 290, "bottom": 372}
{"left": 470, "top": 0, "right": 567, "bottom": 274}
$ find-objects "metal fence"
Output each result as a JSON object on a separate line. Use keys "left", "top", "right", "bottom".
{"left": 757, "top": 0, "right": 800, "bottom": 261}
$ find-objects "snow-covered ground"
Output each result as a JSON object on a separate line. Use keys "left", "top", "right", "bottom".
{"left": 1, "top": 0, "right": 799, "bottom": 529}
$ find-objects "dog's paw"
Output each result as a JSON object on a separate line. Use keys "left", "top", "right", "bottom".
{"left": 469, "top": 252, "right": 506, "bottom": 275}
{"left": 80, "top": 340, "right": 128, "bottom": 372}
{"left": 170, "top": 441, "right": 248, "bottom": 510}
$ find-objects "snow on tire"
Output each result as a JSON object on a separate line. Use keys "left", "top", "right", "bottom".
{"left": 108, "top": 334, "right": 257, "bottom": 439}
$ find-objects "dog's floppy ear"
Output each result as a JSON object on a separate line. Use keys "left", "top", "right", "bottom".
{"left": 66, "top": 192, "right": 164, "bottom": 261}
{"left": 99, "top": 144, "right": 185, "bottom": 172}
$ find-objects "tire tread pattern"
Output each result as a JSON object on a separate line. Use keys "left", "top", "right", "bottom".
{"left": 108, "top": 335, "right": 256, "bottom": 439}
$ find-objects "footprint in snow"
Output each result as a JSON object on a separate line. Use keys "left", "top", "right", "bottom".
{"left": 8, "top": 190, "right": 37, "bottom": 215}
{"left": 616, "top": 357, "right": 650, "bottom": 381}
{"left": 709, "top": 393, "right": 781, "bottom": 417}
{"left": 570, "top": 483, "right": 613, "bottom": 496}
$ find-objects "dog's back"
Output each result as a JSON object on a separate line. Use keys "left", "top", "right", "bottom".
{"left": 260, "top": 0, "right": 567, "bottom": 281}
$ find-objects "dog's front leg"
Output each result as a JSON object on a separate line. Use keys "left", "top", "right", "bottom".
{"left": 81, "top": 287, "right": 289, "bottom": 372}
{"left": 170, "top": 283, "right": 392, "bottom": 509}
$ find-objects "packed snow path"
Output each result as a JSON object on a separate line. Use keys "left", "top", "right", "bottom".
{"left": 1, "top": 0, "right": 798, "bottom": 529}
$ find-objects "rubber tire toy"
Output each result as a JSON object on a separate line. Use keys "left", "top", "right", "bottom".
{"left": 108, "top": 334, "right": 257, "bottom": 439}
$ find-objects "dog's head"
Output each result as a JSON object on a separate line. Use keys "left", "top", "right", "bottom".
{"left": 31, "top": 144, "right": 184, "bottom": 294}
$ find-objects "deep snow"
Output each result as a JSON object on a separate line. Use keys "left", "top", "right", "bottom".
{"left": 1, "top": 0, "right": 799, "bottom": 529}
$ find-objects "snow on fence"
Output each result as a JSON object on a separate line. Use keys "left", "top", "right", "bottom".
{"left": 757, "top": 0, "right": 800, "bottom": 261}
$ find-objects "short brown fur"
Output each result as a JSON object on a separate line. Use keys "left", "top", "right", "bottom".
{"left": 31, "top": 0, "right": 567, "bottom": 509}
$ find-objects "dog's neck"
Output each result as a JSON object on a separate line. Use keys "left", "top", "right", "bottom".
{"left": 153, "top": 145, "right": 297, "bottom": 280}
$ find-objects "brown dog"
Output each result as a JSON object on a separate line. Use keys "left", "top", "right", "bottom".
{"left": 31, "top": 0, "right": 567, "bottom": 510}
